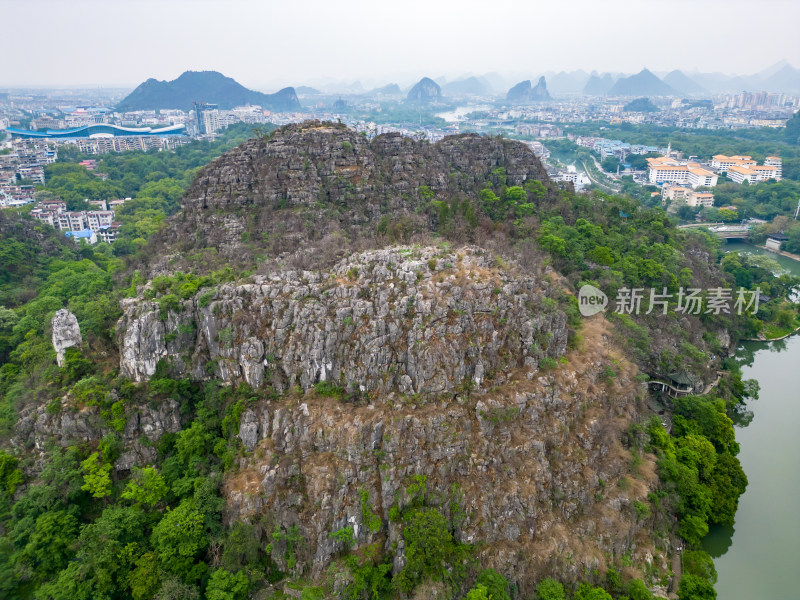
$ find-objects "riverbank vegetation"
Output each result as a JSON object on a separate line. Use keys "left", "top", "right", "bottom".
{"left": 720, "top": 250, "right": 800, "bottom": 340}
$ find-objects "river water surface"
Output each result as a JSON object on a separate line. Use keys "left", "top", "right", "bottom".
{"left": 702, "top": 243, "right": 800, "bottom": 599}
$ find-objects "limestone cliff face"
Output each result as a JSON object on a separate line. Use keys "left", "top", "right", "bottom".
{"left": 224, "top": 319, "right": 662, "bottom": 591}
{"left": 13, "top": 396, "right": 182, "bottom": 470}
{"left": 118, "top": 247, "right": 568, "bottom": 395}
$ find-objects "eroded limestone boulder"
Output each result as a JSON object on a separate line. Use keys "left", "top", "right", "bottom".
{"left": 51, "top": 309, "right": 82, "bottom": 367}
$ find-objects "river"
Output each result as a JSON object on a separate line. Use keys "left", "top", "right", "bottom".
{"left": 725, "top": 240, "right": 800, "bottom": 278}
{"left": 701, "top": 241, "right": 800, "bottom": 599}
{"left": 435, "top": 105, "right": 490, "bottom": 122}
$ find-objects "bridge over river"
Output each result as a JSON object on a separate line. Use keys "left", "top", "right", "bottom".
{"left": 678, "top": 223, "right": 752, "bottom": 239}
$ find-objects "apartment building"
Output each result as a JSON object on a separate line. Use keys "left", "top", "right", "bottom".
{"left": 727, "top": 164, "right": 780, "bottom": 184}
{"left": 687, "top": 167, "right": 718, "bottom": 188}
{"left": 710, "top": 155, "right": 756, "bottom": 172}
{"left": 764, "top": 156, "right": 782, "bottom": 178}
{"left": 98, "top": 223, "right": 121, "bottom": 243}
{"left": 86, "top": 211, "right": 114, "bottom": 231}
{"left": 687, "top": 191, "right": 715, "bottom": 208}
{"left": 31, "top": 200, "right": 117, "bottom": 236}
{"left": 53, "top": 211, "right": 88, "bottom": 231}
{"left": 87, "top": 199, "right": 107, "bottom": 210}
{"left": 647, "top": 157, "right": 691, "bottom": 184}
{"left": 661, "top": 184, "right": 691, "bottom": 203}
{"left": 647, "top": 157, "right": 716, "bottom": 188}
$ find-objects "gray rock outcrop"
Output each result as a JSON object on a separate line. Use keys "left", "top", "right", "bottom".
{"left": 13, "top": 396, "right": 182, "bottom": 469}
{"left": 51, "top": 309, "right": 82, "bottom": 366}
{"left": 118, "top": 246, "right": 568, "bottom": 395}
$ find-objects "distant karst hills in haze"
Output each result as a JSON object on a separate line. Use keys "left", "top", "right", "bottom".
{"left": 116, "top": 61, "right": 800, "bottom": 113}
{"left": 116, "top": 71, "right": 301, "bottom": 112}
{"left": 561, "top": 62, "right": 800, "bottom": 96}
{"left": 406, "top": 77, "right": 442, "bottom": 104}
{"left": 506, "top": 76, "right": 551, "bottom": 103}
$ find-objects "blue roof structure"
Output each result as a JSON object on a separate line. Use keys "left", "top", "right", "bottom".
{"left": 6, "top": 123, "right": 185, "bottom": 139}
{"left": 65, "top": 229, "right": 95, "bottom": 239}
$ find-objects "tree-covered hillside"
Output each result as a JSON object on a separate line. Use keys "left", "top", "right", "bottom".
{"left": 0, "top": 124, "right": 794, "bottom": 600}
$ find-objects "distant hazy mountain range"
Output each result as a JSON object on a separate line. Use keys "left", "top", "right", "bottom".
{"left": 662, "top": 70, "right": 706, "bottom": 95}
{"left": 608, "top": 69, "right": 675, "bottom": 96}
{"left": 573, "top": 61, "right": 800, "bottom": 96}
{"left": 441, "top": 76, "right": 492, "bottom": 96}
{"left": 117, "top": 62, "right": 800, "bottom": 112}
{"left": 370, "top": 83, "right": 403, "bottom": 96}
{"left": 116, "top": 71, "right": 300, "bottom": 111}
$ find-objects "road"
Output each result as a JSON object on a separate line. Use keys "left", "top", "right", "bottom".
{"left": 581, "top": 158, "right": 621, "bottom": 193}
{"left": 677, "top": 222, "right": 725, "bottom": 229}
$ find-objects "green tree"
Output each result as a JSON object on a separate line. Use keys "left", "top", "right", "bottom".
{"left": 627, "top": 579, "right": 655, "bottom": 600}
{"left": 22, "top": 510, "right": 79, "bottom": 576}
{"left": 574, "top": 584, "right": 614, "bottom": 600}
{"left": 466, "top": 584, "right": 491, "bottom": 600}
{"left": 122, "top": 466, "right": 168, "bottom": 507}
{"left": 476, "top": 568, "right": 510, "bottom": 600}
{"left": 127, "top": 552, "right": 161, "bottom": 600}
{"left": 683, "top": 550, "right": 717, "bottom": 584}
{"left": 206, "top": 568, "right": 249, "bottom": 600}
{"left": 679, "top": 514, "right": 709, "bottom": 545}
{"left": 535, "top": 578, "right": 565, "bottom": 600}
{"left": 394, "top": 506, "right": 468, "bottom": 593}
{"left": 0, "top": 451, "right": 23, "bottom": 500}
{"left": 33, "top": 562, "right": 94, "bottom": 600}
{"left": 601, "top": 156, "right": 621, "bottom": 173}
{"left": 151, "top": 499, "right": 209, "bottom": 581}
{"left": 80, "top": 452, "right": 112, "bottom": 499}
{"left": 503, "top": 186, "right": 527, "bottom": 204}
{"left": 708, "top": 452, "right": 747, "bottom": 525}
{"left": 588, "top": 245, "right": 616, "bottom": 266}
{"left": 676, "top": 435, "right": 718, "bottom": 481}
{"left": 221, "top": 522, "right": 260, "bottom": 573}
{"left": 678, "top": 574, "right": 717, "bottom": 600}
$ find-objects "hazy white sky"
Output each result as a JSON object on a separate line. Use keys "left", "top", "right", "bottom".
{"left": 3, "top": 0, "right": 798, "bottom": 89}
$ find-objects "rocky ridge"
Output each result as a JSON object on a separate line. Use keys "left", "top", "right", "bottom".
{"left": 149, "top": 120, "right": 549, "bottom": 272}
{"left": 14, "top": 396, "right": 182, "bottom": 471}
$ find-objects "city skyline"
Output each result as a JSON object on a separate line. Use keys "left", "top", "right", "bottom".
{"left": 4, "top": 0, "right": 799, "bottom": 89}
